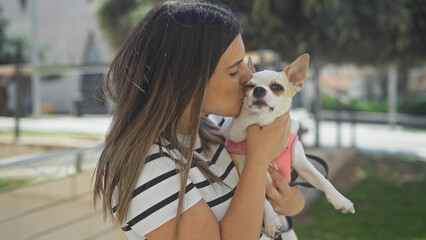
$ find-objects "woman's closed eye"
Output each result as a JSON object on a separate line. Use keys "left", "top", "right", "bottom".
{"left": 230, "top": 70, "right": 239, "bottom": 77}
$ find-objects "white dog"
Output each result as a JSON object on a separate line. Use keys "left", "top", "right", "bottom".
{"left": 221, "top": 54, "right": 355, "bottom": 238}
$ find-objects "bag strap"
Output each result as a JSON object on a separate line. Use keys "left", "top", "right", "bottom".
{"left": 289, "top": 154, "right": 329, "bottom": 188}
{"left": 273, "top": 154, "right": 329, "bottom": 238}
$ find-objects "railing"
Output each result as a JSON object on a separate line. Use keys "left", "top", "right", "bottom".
{"left": 0, "top": 144, "right": 104, "bottom": 191}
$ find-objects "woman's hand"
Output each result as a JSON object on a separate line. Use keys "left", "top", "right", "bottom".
{"left": 266, "top": 167, "right": 305, "bottom": 216}
{"left": 246, "top": 112, "right": 291, "bottom": 167}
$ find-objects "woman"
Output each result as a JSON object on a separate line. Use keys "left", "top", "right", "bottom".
{"left": 93, "top": 1, "right": 304, "bottom": 239}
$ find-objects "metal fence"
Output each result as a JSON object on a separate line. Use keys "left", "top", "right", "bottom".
{"left": 0, "top": 145, "right": 103, "bottom": 191}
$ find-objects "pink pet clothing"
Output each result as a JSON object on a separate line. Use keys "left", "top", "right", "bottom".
{"left": 225, "top": 132, "right": 299, "bottom": 183}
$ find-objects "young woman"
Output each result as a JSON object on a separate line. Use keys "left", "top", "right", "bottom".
{"left": 93, "top": 1, "right": 305, "bottom": 239}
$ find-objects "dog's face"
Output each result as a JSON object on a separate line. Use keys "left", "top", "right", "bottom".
{"left": 242, "top": 54, "right": 310, "bottom": 119}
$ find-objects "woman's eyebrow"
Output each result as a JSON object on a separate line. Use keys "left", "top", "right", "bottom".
{"left": 227, "top": 59, "right": 243, "bottom": 69}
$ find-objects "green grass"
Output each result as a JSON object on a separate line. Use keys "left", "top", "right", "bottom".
{"left": 400, "top": 127, "right": 426, "bottom": 134}
{"left": 0, "top": 178, "right": 34, "bottom": 192}
{"left": 320, "top": 96, "right": 426, "bottom": 116}
{"left": 295, "top": 157, "right": 426, "bottom": 240}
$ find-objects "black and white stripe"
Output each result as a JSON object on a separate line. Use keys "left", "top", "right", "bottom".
{"left": 113, "top": 144, "right": 227, "bottom": 212}
{"left": 115, "top": 140, "right": 240, "bottom": 238}
{"left": 122, "top": 182, "right": 196, "bottom": 231}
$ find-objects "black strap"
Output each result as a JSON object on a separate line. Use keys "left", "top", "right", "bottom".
{"left": 289, "top": 154, "right": 329, "bottom": 188}
{"left": 274, "top": 216, "right": 295, "bottom": 239}
{"left": 273, "top": 154, "right": 328, "bottom": 239}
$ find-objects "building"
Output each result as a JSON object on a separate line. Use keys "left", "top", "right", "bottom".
{"left": 0, "top": 0, "right": 113, "bottom": 115}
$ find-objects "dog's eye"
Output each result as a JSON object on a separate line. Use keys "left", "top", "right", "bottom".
{"left": 271, "top": 84, "right": 283, "bottom": 92}
{"left": 244, "top": 84, "right": 255, "bottom": 88}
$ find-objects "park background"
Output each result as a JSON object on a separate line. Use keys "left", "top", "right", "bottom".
{"left": 0, "top": 0, "right": 425, "bottom": 239}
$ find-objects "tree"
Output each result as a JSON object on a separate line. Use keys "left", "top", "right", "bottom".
{"left": 0, "top": 5, "right": 7, "bottom": 63}
{"left": 96, "top": 0, "right": 159, "bottom": 50}
{"left": 0, "top": 5, "right": 30, "bottom": 116}
{"left": 0, "top": 5, "right": 29, "bottom": 64}
{"left": 96, "top": 0, "right": 253, "bottom": 50}
{"left": 240, "top": 0, "right": 425, "bottom": 66}
{"left": 96, "top": 0, "right": 426, "bottom": 66}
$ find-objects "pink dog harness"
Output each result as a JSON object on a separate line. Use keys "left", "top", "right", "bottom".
{"left": 225, "top": 132, "right": 299, "bottom": 183}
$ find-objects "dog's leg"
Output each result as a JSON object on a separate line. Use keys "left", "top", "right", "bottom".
{"left": 292, "top": 141, "right": 355, "bottom": 214}
{"left": 264, "top": 199, "right": 282, "bottom": 238}
{"left": 263, "top": 172, "right": 284, "bottom": 238}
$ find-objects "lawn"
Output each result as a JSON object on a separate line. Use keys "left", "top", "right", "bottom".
{"left": 294, "top": 155, "right": 426, "bottom": 240}
{"left": 0, "top": 178, "right": 33, "bottom": 192}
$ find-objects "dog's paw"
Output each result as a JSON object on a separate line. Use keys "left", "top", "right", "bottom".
{"left": 264, "top": 214, "right": 282, "bottom": 238}
{"left": 327, "top": 191, "right": 355, "bottom": 214}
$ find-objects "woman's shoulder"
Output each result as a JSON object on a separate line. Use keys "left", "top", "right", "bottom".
{"left": 141, "top": 142, "right": 181, "bottom": 178}
{"left": 121, "top": 142, "right": 203, "bottom": 235}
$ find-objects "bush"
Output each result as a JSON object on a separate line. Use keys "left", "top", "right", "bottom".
{"left": 319, "top": 96, "right": 426, "bottom": 116}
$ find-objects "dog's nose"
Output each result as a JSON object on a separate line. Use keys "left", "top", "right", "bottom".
{"left": 253, "top": 87, "right": 266, "bottom": 98}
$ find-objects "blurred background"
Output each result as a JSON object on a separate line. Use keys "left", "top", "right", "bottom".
{"left": 0, "top": 0, "right": 425, "bottom": 239}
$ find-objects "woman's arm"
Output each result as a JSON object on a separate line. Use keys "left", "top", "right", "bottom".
{"left": 145, "top": 200, "right": 221, "bottom": 240}
{"left": 146, "top": 114, "right": 291, "bottom": 240}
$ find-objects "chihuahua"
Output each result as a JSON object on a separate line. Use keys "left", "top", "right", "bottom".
{"left": 221, "top": 54, "right": 355, "bottom": 238}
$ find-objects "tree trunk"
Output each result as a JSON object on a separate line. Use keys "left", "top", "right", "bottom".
{"left": 388, "top": 66, "right": 398, "bottom": 126}
{"left": 398, "top": 65, "right": 409, "bottom": 111}
{"left": 312, "top": 63, "right": 322, "bottom": 147}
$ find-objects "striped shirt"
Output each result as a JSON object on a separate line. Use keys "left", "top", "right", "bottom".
{"left": 115, "top": 119, "right": 275, "bottom": 239}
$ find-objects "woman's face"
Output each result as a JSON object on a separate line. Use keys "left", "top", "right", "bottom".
{"left": 202, "top": 35, "right": 253, "bottom": 117}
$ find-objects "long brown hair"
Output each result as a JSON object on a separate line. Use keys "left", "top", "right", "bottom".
{"left": 93, "top": 1, "right": 242, "bottom": 238}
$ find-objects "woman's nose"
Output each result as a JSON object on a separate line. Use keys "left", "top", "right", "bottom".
{"left": 240, "top": 64, "right": 253, "bottom": 85}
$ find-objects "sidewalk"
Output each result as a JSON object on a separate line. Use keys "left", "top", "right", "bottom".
{"left": 0, "top": 171, "right": 126, "bottom": 240}
{"left": 0, "top": 115, "right": 111, "bottom": 134}
{"left": 0, "top": 115, "right": 108, "bottom": 148}
{"left": 1, "top": 114, "right": 425, "bottom": 160}
{"left": 302, "top": 120, "right": 426, "bottom": 161}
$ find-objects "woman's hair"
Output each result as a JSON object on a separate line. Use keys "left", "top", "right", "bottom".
{"left": 93, "top": 1, "right": 242, "bottom": 237}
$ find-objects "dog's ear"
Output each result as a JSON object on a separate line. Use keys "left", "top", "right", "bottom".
{"left": 283, "top": 54, "right": 310, "bottom": 92}
{"left": 247, "top": 57, "right": 256, "bottom": 73}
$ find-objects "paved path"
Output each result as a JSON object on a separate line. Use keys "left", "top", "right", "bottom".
{"left": 300, "top": 120, "right": 426, "bottom": 161}
{"left": 0, "top": 171, "right": 126, "bottom": 240}
{"left": 1, "top": 114, "right": 425, "bottom": 160}
{"left": 0, "top": 115, "right": 111, "bottom": 134}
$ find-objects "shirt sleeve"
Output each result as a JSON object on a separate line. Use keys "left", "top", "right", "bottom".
{"left": 123, "top": 155, "right": 203, "bottom": 237}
